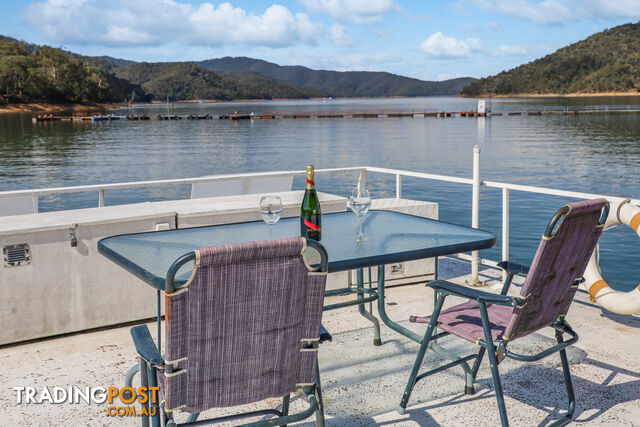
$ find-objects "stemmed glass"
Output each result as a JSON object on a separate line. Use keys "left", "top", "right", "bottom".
{"left": 350, "top": 187, "right": 371, "bottom": 243}
{"left": 259, "top": 195, "right": 282, "bottom": 238}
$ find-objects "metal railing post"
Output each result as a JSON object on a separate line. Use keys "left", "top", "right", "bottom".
{"left": 98, "top": 189, "right": 105, "bottom": 207}
{"left": 31, "top": 194, "right": 38, "bottom": 213}
{"left": 502, "top": 188, "right": 510, "bottom": 282}
{"left": 395, "top": 174, "right": 402, "bottom": 199}
{"left": 469, "top": 145, "right": 481, "bottom": 285}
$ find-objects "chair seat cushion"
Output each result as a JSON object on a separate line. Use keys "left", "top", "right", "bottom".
{"left": 410, "top": 300, "right": 514, "bottom": 343}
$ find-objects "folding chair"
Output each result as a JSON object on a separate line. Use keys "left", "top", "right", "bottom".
{"left": 398, "top": 198, "right": 609, "bottom": 426}
{"left": 130, "top": 236, "right": 330, "bottom": 426}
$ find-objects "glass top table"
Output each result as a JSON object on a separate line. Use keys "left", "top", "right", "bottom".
{"left": 98, "top": 210, "right": 495, "bottom": 290}
{"left": 98, "top": 210, "right": 496, "bottom": 344}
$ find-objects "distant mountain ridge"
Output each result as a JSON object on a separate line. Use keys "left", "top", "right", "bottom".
{"left": 110, "top": 62, "right": 321, "bottom": 101}
{"left": 462, "top": 22, "right": 640, "bottom": 95}
{"left": 197, "top": 56, "right": 475, "bottom": 97}
{"left": 1, "top": 34, "right": 475, "bottom": 105}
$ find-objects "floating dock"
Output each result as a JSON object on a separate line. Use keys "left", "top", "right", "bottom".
{"left": 254, "top": 110, "right": 487, "bottom": 119}
{"left": 30, "top": 104, "right": 640, "bottom": 124}
{"left": 32, "top": 114, "right": 214, "bottom": 123}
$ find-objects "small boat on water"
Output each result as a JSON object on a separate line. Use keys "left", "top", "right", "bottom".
{"left": 92, "top": 114, "right": 126, "bottom": 121}
{"left": 187, "top": 114, "right": 212, "bottom": 120}
{"left": 222, "top": 111, "right": 255, "bottom": 120}
{"left": 157, "top": 114, "right": 181, "bottom": 120}
{"left": 127, "top": 115, "right": 152, "bottom": 120}
{"left": 32, "top": 114, "right": 60, "bottom": 122}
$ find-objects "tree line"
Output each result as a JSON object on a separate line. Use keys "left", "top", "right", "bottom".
{"left": 0, "top": 41, "right": 145, "bottom": 104}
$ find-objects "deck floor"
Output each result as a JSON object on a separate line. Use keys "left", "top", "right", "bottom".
{"left": 1, "top": 258, "right": 639, "bottom": 426}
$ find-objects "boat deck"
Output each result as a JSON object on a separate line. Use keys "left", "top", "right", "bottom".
{"left": 1, "top": 258, "right": 638, "bottom": 426}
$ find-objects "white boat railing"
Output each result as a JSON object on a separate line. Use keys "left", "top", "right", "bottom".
{"left": 0, "top": 167, "right": 366, "bottom": 209}
{"left": 2, "top": 148, "right": 638, "bottom": 283}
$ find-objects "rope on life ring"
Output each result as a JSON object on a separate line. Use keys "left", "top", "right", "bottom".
{"left": 582, "top": 200, "right": 640, "bottom": 315}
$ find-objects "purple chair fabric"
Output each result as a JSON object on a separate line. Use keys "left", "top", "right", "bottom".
{"left": 411, "top": 301, "right": 513, "bottom": 342}
{"left": 160, "top": 237, "right": 327, "bottom": 413}
{"left": 411, "top": 198, "right": 607, "bottom": 343}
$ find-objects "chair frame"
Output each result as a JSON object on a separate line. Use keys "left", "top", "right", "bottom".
{"left": 131, "top": 238, "right": 330, "bottom": 427}
{"left": 398, "top": 202, "right": 609, "bottom": 427}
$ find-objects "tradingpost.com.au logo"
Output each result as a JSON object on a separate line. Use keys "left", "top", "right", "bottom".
{"left": 13, "top": 386, "right": 159, "bottom": 417}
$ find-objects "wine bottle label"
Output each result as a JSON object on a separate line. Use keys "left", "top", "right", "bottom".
{"left": 304, "top": 219, "right": 321, "bottom": 231}
{"left": 306, "top": 178, "right": 315, "bottom": 186}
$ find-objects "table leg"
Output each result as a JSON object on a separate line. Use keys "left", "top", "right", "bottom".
{"left": 357, "top": 268, "right": 381, "bottom": 346}
{"left": 156, "top": 290, "right": 162, "bottom": 351}
{"left": 433, "top": 257, "right": 438, "bottom": 343}
{"left": 376, "top": 265, "right": 422, "bottom": 343}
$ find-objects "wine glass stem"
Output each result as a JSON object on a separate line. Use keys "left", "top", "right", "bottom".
{"left": 358, "top": 216, "right": 363, "bottom": 239}
{"left": 269, "top": 224, "right": 273, "bottom": 239}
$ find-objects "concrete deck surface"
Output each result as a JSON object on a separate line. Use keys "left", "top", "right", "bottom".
{"left": 1, "top": 259, "right": 639, "bottom": 426}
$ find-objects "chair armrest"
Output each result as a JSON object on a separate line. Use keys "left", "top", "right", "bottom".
{"left": 497, "top": 261, "right": 529, "bottom": 276}
{"left": 319, "top": 325, "right": 332, "bottom": 343}
{"left": 130, "top": 325, "right": 164, "bottom": 367}
{"left": 427, "top": 280, "right": 521, "bottom": 307}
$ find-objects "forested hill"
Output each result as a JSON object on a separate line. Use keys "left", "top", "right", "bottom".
{"left": 110, "top": 62, "right": 321, "bottom": 100}
{"left": 198, "top": 57, "right": 474, "bottom": 97}
{"left": 462, "top": 22, "right": 640, "bottom": 96}
{"left": 0, "top": 38, "right": 147, "bottom": 104}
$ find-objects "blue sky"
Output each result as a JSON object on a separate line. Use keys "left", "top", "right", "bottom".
{"left": 1, "top": 0, "right": 639, "bottom": 81}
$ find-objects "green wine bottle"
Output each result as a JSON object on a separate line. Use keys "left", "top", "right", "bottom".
{"left": 300, "top": 165, "right": 322, "bottom": 241}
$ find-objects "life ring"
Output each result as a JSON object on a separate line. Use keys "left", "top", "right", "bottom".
{"left": 582, "top": 200, "right": 640, "bottom": 315}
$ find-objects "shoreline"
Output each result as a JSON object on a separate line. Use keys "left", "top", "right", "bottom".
{"left": 465, "top": 91, "right": 640, "bottom": 98}
{"left": 0, "top": 101, "right": 119, "bottom": 114}
{"left": 3, "top": 91, "right": 640, "bottom": 114}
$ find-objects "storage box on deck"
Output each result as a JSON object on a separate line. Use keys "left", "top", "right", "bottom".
{"left": 0, "top": 204, "right": 175, "bottom": 345}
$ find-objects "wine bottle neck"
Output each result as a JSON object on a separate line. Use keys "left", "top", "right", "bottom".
{"left": 306, "top": 169, "right": 315, "bottom": 190}
{"left": 306, "top": 177, "right": 315, "bottom": 190}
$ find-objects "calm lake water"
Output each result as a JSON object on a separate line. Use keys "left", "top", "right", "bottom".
{"left": 1, "top": 96, "right": 639, "bottom": 291}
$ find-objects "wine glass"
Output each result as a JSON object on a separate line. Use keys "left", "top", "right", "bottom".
{"left": 350, "top": 188, "right": 371, "bottom": 243}
{"left": 259, "top": 196, "right": 282, "bottom": 238}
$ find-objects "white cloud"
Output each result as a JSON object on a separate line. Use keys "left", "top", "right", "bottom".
{"left": 24, "top": 0, "right": 323, "bottom": 48}
{"left": 328, "top": 24, "right": 353, "bottom": 46}
{"left": 471, "top": 0, "right": 640, "bottom": 25}
{"left": 471, "top": 0, "right": 573, "bottom": 25}
{"left": 419, "top": 33, "right": 482, "bottom": 59}
{"left": 371, "top": 28, "right": 394, "bottom": 40}
{"left": 462, "top": 24, "right": 483, "bottom": 33}
{"left": 288, "top": 48, "right": 401, "bottom": 71}
{"left": 576, "top": 0, "right": 640, "bottom": 19}
{"left": 437, "top": 72, "right": 470, "bottom": 81}
{"left": 498, "top": 45, "right": 528, "bottom": 55}
{"left": 299, "top": 0, "right": 396, "bottom": 25}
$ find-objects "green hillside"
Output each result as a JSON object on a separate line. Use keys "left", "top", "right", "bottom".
{"left": 198, "top": 56, "right": 474, "bottom": 97}
{"left": 0, "top": 39, "right": 146, "bottom": 104}
{"left": 111, "top": 62, "right": 321, "bottom": 101}
{"left": 462, "top": 22, "right": 640, "bottom": 96}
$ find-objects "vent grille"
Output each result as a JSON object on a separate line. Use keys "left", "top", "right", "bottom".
{"left": 3, "top": 244, "right": 31, "bottom": 267}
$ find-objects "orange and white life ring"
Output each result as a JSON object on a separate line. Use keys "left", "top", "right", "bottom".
{"left": 582, "top": 200, "right": 640, "bottom": 315}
